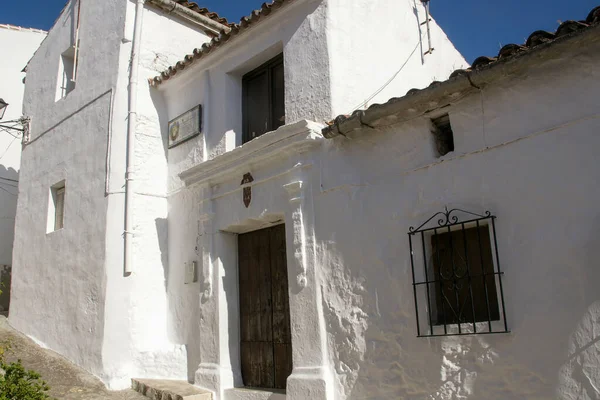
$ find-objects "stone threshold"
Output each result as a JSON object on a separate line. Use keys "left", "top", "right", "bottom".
{"left": 132, "top": 378, "right": 212, "bottom": 400}
{"left": 224, "top": 387, "right": 286, "bottom": 400}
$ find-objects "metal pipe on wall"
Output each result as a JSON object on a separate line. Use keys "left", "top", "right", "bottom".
{"left": 421, "top": 0, "right": 434, "bottom": 55}
{"left": 124, "top": 0, "right": 146, "bottom": 276}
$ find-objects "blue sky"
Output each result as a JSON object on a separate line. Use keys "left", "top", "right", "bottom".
{"left": 1, "top": 0, "right": 596, "bottom": 62}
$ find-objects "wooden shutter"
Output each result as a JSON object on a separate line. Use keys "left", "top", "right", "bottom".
{"left": 431, "top": 226, "right": 500, "bottom": 324}
{"left": 243, "top": 70, "right": 270, "bottom": 143}
{"left": 242, "top": 54, "right": 285, "bottom": 144}
{"left": 271, "top": 61, "right": 285, "bottom": 131}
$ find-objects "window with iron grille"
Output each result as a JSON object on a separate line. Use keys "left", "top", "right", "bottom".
{"left": 408, "top": 208, "right": 509, "bottom": 337}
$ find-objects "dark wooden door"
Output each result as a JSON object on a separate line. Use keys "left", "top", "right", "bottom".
{"left": 238, "top": 224, "right": 292, "bottom": 389}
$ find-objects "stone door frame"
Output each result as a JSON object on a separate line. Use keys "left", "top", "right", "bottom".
{"left": 180, "top": 121, "right": 334, "bottom": 400}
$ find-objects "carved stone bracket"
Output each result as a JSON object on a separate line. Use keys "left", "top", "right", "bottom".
{"left": 284, "top": 181, "right": 308, "bottom": 289}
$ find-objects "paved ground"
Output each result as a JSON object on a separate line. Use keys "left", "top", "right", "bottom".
{"left": 0, "top": 317, "right": 145, "bottom": 400}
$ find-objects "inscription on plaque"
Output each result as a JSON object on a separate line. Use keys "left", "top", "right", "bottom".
{"left": 168, "top": 104, "right": 202, "bottom": 148}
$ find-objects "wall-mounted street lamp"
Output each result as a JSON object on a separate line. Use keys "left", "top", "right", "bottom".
{"left": 0, "top": 99, "right": 8, "bottom": 120}
{"left": 0, "top": 99, "right": 27, "bottom": 136}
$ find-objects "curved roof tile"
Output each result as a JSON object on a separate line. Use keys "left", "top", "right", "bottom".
{"left": 588, "top": 6, "right": 600, "bottom": 23}
{"left": 173, "top": 0, "right": 231, "bottom": 26}
{"left": 323, "top": 5, "right": 600, "bottom": 138}
{"left": 151, "top": 0, "right": 293, "bottom": 86}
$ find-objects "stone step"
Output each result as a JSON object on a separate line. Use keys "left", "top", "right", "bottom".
{"left": 132, "top": 379, "right": 212, "bottom": 400}
{"left": 224, "top": 388, "right": 286, "bottom": 400}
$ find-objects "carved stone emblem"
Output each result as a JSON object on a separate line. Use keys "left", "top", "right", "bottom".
{"left": 241, "top": 173, "right": 254, "bottom": 208}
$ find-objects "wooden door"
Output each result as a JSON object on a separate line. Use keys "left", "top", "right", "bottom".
{"left": 238, "top": 225, "right": 292, "bottom": 389}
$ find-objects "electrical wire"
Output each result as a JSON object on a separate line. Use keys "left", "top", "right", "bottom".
{"left": 0, "top": 119, "right": 24, "bottom": 138}
{"left": 344, "top": 37, "right": 424, "bottom": 116}
{"left": 0, "top": 180, "right": 17, "bottom": 189}
{"left": 0, "top": 185, "right": 16, "bottom": 197}
{"left": 0, "top": 126, "right": 21, "bottom": 139}
{"left": 0, "top": 136, "right": 18, "bottom": 162}
{"left": 0, "top": 176, "right": 18, "bottom": 183}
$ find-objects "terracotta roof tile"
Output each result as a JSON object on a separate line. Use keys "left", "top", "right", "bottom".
{"left": 322, "top": 5, "right": 600, "bottom": 138}
{"left": 150, "top": 0, "right": 293, "bottom": 86}
{"left": 0, "top": 24, "right": 47, "bottom": 34}
{"left": 172, "top": 0, "right": 231, "bottom": 26}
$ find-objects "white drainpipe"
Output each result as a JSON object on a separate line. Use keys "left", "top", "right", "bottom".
{"left": 125, "top": 0, "right": 145, "bottom": 275}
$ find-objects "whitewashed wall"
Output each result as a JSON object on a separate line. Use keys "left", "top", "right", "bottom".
{"left": 10, "top": 0, "right": 125, "bottom": 381}
{"left": 162, "top": 0, "right": 331, "bottom": 167}
{"left": 326, "top": 0, "right": 468, "bottom": 115}
{"left": 10, "top": 0, "right": 212, "bottom": 390}
{"left": 170, "top": 33, "right": 600, "bottom": 400}
{"left": 0, "top": 25, "right": 45, "bottom": 291}
{"left": 158, "top": 0, "right": 465, "bottom": 397}
{"left": 105, "top": 2, "right": 213, "bottom": 389}
{"left": 317, "top": 51, "right": 600, "bottom": 398}
{"left": 161, "top": 0, "right": 465, "bottom": 167}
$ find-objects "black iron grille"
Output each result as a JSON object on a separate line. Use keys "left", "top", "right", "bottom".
{"left": 408, "top": 208, "right": 509, "bottom": 337}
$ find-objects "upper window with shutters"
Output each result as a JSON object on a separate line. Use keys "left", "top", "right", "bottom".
{"left": 242, "top": 54, "right": 285, "bottom": 144}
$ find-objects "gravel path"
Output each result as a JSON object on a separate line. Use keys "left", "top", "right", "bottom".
{"left": 0, "top": 317, "right": 145, "bottom": 400}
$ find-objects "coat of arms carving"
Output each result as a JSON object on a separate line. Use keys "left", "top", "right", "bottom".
{"left": 241, "top": 173, "right": 254, "bottom": 208}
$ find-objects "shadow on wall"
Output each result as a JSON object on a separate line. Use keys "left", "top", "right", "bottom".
{"left": 0, "top": 165, "right": 18, "bottom": 315}
{"left": 558, "top": 302, "right": 600, "bottom": 399}
{"left": 558, "top": 221, "right": 600, "bottom": 399}
{"left": 0, "top": 266, "right": 11, "bottom": 315}
{"left": 155, "top": 217, "right": 169, "bottom": 291}
{"left": 328, "top": 214, "right": 600, "bottom": 399}
{"left": 155, "top": 216, "right": 201, "bottom": 383}
{"left": 149, "top": 87, "right": 169, "bottom": 161}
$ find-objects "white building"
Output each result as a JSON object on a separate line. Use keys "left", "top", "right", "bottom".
{"left": 10, "top": 0, "right": 600, "bottom": 399}
{"left": 0, "top": 24, "right": 46, "bottom": 314}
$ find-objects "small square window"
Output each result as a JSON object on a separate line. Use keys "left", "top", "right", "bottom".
{"left": 48, "top": 182, "right": 66, "bottom": 233}
{"left": 408, "top": 208, "right": 509, "bottom": 337}
{"left": 431, "top": 114, "right": 454, "bottom": 157}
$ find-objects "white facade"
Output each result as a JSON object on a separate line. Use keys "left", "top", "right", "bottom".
{"left": 10, "top": 0, "right": 213, "bottom": 388}
{"left": 0, "top": 24, "right": 46, "bottom": 312}
{"left": 168, "top": 24, "right": 600, "bottom": 399}
{"left": 12, "top": 0, "right": 600, "bottom": 400}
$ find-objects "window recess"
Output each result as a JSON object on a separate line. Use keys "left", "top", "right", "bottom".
{"left": 431, "top": 114, "right": 454, "bottom": 157}
{"left": 242, "top": 54, "right": 285, "bottom": 144}
{"left": 56, "top": 46, "right": 78, "bottom": 100}
{"left": 408, "top": 207, "right": 509, "bottom": 337}
{"left": 48, "top": 181, "right": 66, "bottom": 233}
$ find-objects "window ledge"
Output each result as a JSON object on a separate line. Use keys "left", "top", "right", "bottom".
{"left": 179, "top": 120, "right": 324, "bottom": 187}
{"left": 46, "top": 228, "right": 64, "bottom": 235}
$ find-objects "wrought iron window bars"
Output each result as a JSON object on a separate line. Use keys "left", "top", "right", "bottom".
{"left": 408, "top": 207, "right": 509, "bottom": 337}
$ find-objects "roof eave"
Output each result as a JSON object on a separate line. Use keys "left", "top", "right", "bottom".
{"left": 322, "top": 22, "right": 600, "bottom": 139}
{"left": 146, "top": 0, "right": 230, "bottom": 37}
{"left": 150, "top": 0, "right": 295, "bottom": 87}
